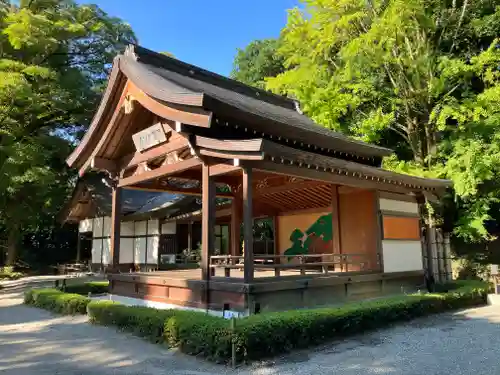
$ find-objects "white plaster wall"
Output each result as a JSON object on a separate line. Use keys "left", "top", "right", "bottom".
{"left": 79, "top": 218, "right": 93, "bottom": 233}
{"left": 380, "top": 198, "right": 418, "bottom": 215}
{"left": 134, "top": 237, "right": 146, "bottom": 264}
{"left": 91, "top": 239, "right": 102, "bottom": 264}
{"left": 119, "top": 238, "right": 134, "bottom": 263}
{"left": 146, "top": 236, "right": 159, "bottom": 264}
{"left": 161, "top": 222, "right": 176, "bottom": 234}
{"left": 93, "top": 217, "right": 104, "bottom": 237}
{"left": 147, "top": 219, "right": 159, "bottom": 235}
{"left": 102, "top": 238, "right": 111, "bottom": 265}
{"left": 382, "top": 240, "right": 423, "bottom": 273}
{"left": 134, "top": 221, "right": 147, "bottom": 236}
{"left": 121, "top": 221, "right": 134, "bottom": 236}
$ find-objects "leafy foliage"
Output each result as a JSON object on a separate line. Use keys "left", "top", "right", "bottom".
{"left": 262, "top": 0, "right": 500, "bottom": 242}
{"left": 231, "top": 38, "right": 285, "bottom": 89}
{"left": 0, "top": 0, "right": 135, "bottom": 265}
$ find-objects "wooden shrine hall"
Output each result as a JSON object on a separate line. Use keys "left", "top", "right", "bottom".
{"left": 66, "top": 44, "right": 451, "bottom": 315}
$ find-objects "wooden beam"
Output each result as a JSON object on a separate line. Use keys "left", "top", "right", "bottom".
{"left": 120, "top": 136, "right": 189, "bottom": 171}
{"left": 110, "top": 186, "right": 122, "bottom": 267}
{"left": 201, "top": 164, "right": 216, "bottom": 286}
{"left": 209, "top": 163, "right": 241, "bottom": 177}
{"left": 128, "top": 83, "right": 213, "bottom": 128}
{"left": 79, "top": 81, "right": 131, "bottom": 176}
{"left": 242, "top": 167, "right": 254, "bottom": 283}
{"left": 331, "top": 185, "right": 341, "bottom": 255}
{"left": 118, "top": 158, "right": 201, "bottom": 187}
{"left": 125, "top": 184, "right": 234, "bottom": 198}
{"left": 199, "top": 148, "right": 264, "bottom": 160}
{"left": 195, "top": 136, "right": 263, "bottom": 152}
{"left": 164, "top": 168, "right": 239, "bottom": 186}
{"left": 230, "top": 197, "right": 242, "bottom": 256}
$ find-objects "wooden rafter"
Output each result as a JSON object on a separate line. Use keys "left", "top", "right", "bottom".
{"left": 254, "top": 179, "right": 324, "bottom": 198}
{"left": 250, "top": 160, "right": 415, "bottom": 194}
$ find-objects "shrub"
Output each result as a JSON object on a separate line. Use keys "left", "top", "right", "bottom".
{"left": 87, "top": 300, "right": 178, "bottom": 343}
{"left": 0, "top": 266, "right": 24, "bottom": 280}
{"left": 164, "top": 311, "right": 231, "bottom": 361}
{"left": 24, "top": 288, "right": 90, "bottom": 315}
{"left": 62, "top": 281, "right": 109, "bottom": 295}
{"left": 68, "top": 280, "right": 492, "bottom": 364}
{"left": 230, "top": 280, "right": 490, "bottom": 362}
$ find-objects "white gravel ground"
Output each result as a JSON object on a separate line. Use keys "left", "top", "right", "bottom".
{"left": 1, "top": 291, "right": 500, "bottom": 375}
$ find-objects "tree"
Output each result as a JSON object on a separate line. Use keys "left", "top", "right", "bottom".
{"left": 0, "top": 0, "right": 136, "bottom": 265}
{"left": 231, "top": 38, "right": 285, "bottom": 89}
{"left": 266, "top": 0, "right": 500, "bottom": 243}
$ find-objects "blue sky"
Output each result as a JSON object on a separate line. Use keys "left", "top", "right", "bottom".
{"left": 82, "top": 1, "right": 300, "bottom": 76}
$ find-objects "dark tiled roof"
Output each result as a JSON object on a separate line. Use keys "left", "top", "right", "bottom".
{"left": 119, "top": 45, "right": 393, "bottom": 159}
{"left": 81, "top": 174, "right": 197, "bottom": 219}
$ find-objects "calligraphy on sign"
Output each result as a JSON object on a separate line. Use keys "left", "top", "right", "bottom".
{"left": 132, "top": 123, "right": 167, "bottom": 152}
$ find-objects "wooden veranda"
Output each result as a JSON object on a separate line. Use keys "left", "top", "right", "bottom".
{"left": 66, "top": 45, "right": 451, "bottom": 314}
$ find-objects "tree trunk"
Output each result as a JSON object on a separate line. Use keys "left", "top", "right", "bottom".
{"left": 6, "top": 227, "right": 18, "bottom": 266}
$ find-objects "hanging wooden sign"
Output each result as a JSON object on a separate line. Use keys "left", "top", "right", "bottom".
{"left": 132, "top": 123, "right": 167, "bottom": 152}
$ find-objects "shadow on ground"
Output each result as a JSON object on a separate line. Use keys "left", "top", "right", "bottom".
{"left": 1, "top": 292, "right": 500, "bottom": 375}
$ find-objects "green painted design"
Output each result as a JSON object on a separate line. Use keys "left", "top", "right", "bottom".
{"left": 284, "top": 213, "right": 333, "bottom": 258}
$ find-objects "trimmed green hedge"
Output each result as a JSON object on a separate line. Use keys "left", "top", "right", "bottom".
{"left": 231, "top": 280, "right": 490, "bottom": 362}
{"left": 61, "top": 281, "right": 109, "bottom": 295}
{"left": 87, "top": 300, "right": 177, "bottom": 343}
{"left": 85, "top": 281, "right": 490, "bottom": 363}
{"left": 24, "top": 288, "right": 90, "bottom": 315}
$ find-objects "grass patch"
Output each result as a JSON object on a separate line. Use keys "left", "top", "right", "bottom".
{"left": 24, "top": 288, "right": 90, "bottom": 315}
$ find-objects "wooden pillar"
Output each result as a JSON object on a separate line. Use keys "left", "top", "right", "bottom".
{"left": 230, "top": 197, "right": 242, "bottom": 257}
{"left": 243, "top": 167, "right": 254, "bottom": 283}
{"left": 331, "top": 185, "right": 342, "bottom": 254}
{"left": 373, "top": 191, "right": 384, "bottom": 272}
{"left": 201, "top": 164, "right": 216, "bottom": 282}
{"left": 110, "top": 186, "right": 122, "bottom": 268}
{"left": 187, "top": 221, "right": 193, "bottom": 252}
{"left": 76, "top": 232, "right": 82, "bottom": 262}
{"left": 273, "top": 216, "right": 280, "bottom": 264}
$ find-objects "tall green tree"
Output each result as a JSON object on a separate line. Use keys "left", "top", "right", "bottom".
{"left": 266, "top": 0, "right": 500, "bottom": 242}
{"left": 231, "top": 38, "right": 285, "bottom": 89}
{"left": 0, "top": 0, "right": 136, "bottom": 265}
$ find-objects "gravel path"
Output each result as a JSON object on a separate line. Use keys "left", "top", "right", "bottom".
{"left": 1, "top": 292, "right": 500, "bottom": 374}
